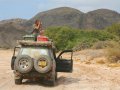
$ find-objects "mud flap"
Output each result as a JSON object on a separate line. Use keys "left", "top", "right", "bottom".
{"left": 14, "top": 71, "right": 22, "bottom": 79}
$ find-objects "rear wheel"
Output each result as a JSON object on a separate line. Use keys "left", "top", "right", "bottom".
{"left": 47, "top": 76, "right": 56, "bottom": 86}
{"left": 55, "top": 72, "right": 57, "bottom": 81}
{"left": 44, "top": 72, "right": 56, "bottom": 86}
{"left": 15, "top": 78, "right": 22, "bottom": 85}
{"left": 48, "top": 72, "right": 56, "bottom": 86}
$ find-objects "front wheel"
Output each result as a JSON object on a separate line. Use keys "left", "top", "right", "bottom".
{"left": 15, "top": 78, "right": 22, "bottom": 85}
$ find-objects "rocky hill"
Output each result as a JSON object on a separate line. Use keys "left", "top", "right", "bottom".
{"left": 0, "top": 20, "right": 27, "bottom": 48}
{"left": 0, "top": 18, "right": 27, "bottom": 25}
{"left": 26, "top": 7, "right": 84, "bottom": 29}
{"left": 0, "top": 7, "right": 120, "bottom": 48}
{"left": 1, "top": 7, "right": 120, "bottom": 30}
{"left": 25, "top": 7, "right": 120, "bottom": 29}
{"left": 82, "top": 9, "right": 120, "bottom": 29}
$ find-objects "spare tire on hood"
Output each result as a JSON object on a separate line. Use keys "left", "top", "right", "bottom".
{"left": 34, "top": 55, "right": 52, "bottom": 73}
{"left": 14, "top": 55, "right": 33, "bottom": 73}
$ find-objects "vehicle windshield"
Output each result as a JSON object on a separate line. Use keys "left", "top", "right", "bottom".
{"left": 20, "top": 47, "right": 49, "bottom": 59}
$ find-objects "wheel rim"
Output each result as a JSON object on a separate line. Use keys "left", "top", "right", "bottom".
{"left": 19, "top": 59, "right": 30, "bottom": 69}
{"left": 38, "top": 59, "right": 47, "bottom": 68}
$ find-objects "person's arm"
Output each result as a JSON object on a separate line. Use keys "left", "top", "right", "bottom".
{"left": 39, "top": 22, "right": 43, "bottom": 31}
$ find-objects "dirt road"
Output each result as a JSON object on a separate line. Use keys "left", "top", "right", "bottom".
{"left": 0, "top": 50, "right": 120, "bottom": 90}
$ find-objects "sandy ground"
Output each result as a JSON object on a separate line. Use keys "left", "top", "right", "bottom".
{"left": 0, "top": 49, "right": 120, "bottom": 90}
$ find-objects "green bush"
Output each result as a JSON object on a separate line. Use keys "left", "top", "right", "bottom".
{"left": 45, "top": 26, "right": 76, "bottom": 50}
{"left": 73, "top": 38, "right": 98, "bottom": 51}
{"left": 106, "top": 24, "right": 120, "bottom": 38}
{"left": 45, "top": 26, "right": 118, "bottom": 51}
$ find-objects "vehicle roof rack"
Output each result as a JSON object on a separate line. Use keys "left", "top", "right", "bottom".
{"left": 17, "top": 40, "right": 53, "bottom": 47}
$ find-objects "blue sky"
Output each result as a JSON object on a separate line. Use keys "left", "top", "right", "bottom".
{"left": 0, "top": 0, "right": 120, "bottom": 20}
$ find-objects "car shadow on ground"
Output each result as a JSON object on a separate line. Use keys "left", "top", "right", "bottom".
{"left": 22, "top": 76, "right": 80, "bottom": 87}
{"left": 56, "top": 76, "right": 80, "bottom": 85}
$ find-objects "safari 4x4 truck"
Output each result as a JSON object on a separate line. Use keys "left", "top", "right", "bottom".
{"left": 11, "top": 35, "right": 73, "bottom": 86}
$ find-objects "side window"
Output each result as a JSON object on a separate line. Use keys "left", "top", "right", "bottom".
{"left": 59, "top": 52, "right": 71, "bottom": 60}
{"left": 57, "top": 50, "right": 73, "bottom": 60}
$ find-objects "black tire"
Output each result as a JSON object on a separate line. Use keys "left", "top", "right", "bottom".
{"left": 48, "top": 74, "right": 56, "bottom": 86}
{"left": 15, "top": 78, "right": 22, "bottom": 85}
{"left": 48, "top": 80, "right": 55, "bottom": 86}
{"left": 55, "top": 72, "right": 57, "bottom": 81}
{"left": 11, "top": 56, "right": 16, "bottom": 70}
{"left": 14, "top": 55, "right": 33, "bottom": 73}
{"left": 44, "top": 76, "right": 56, "bottom": 86}
{"left": 34, "top": 55, "right": 52, "bottom": 73}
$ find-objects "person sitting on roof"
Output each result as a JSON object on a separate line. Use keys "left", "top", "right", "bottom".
{"left": 32, "top": 19, "right": 44, "bottom": 35}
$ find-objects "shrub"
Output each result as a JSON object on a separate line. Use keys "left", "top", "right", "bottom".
{"left": 45, "top": 26, "right": 118, "bottom": 51}
{"left": 106, "top": 41, "right": 120, "bottom": 63}
{"left": 73, "top": 38, "right": 98, "bottom": 51}
{"left": 45, "top": 26, "right": 76, "bottom": 51}
{"left": 106, "top": 24, "right": 120, "bottom": 38}
{"left": 92, "top": 40, "right": 119, "bottom": 49}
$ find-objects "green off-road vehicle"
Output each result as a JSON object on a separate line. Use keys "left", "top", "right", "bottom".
{"left": 11, "top": 35, "right": 73, "bottom": 86}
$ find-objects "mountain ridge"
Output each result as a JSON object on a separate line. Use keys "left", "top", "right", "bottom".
{"left": 1, "top": 7, "right": 120, "bottom": 29}
{"left": 0, "top": 7, "right": 120, "bottom": 48}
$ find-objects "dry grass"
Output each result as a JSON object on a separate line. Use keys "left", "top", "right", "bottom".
{"left": 85, "top": 61, "right": 91, "bottom": 64}
{"left": 107, "top": 63, "right": 120, "bottom": 67}
{"left": 96, "top": 59, "right": 105, "bottom": 64}
{"left": 106, "top": 41, "right": 120, "bottom": 63}
{"left": 92, "top": 41, "right": 108, "bottom": 49}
